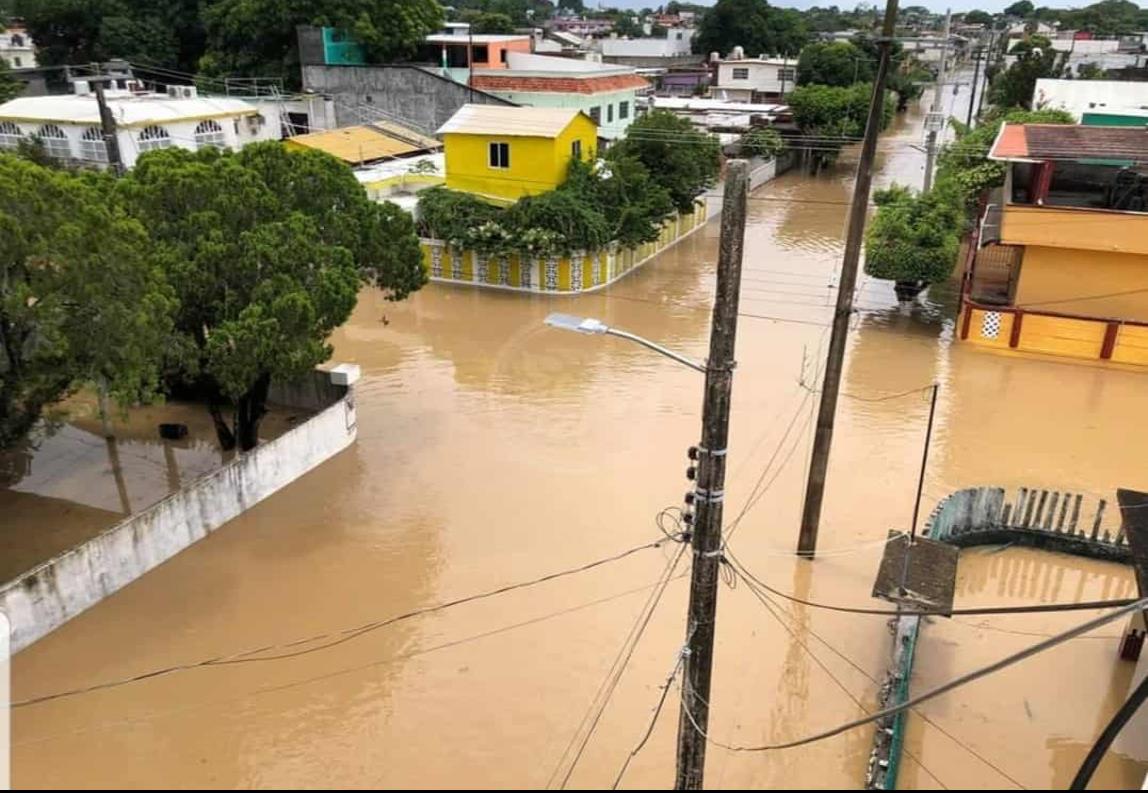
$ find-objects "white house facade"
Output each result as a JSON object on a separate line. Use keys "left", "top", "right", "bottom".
{"left": 713, "top": 55, "right": 797, "bottom": 103}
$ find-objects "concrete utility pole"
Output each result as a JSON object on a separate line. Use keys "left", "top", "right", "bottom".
{"left": 88, "top": 72, "right": 125, "bottom": 174}
{"left": 923, "top": 9, "right": 952, "bottom": 191}
{"left": 797, "top": 0, "right": 901, "bottom": 558}
{"left": 967, "top": 43, "right": 984, "bottom": 127}
{"left": 674, "top": 160, "right": 748, "bottom": 790}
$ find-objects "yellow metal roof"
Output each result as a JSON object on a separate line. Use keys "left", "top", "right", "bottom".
{"left": 285, "top": 124, "right": 440, "bottom": 164}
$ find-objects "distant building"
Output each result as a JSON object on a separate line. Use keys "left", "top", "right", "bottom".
{"left": 598, "top": 30, "right": 700, "bottom": 69}
{"left": 436, "top": 104, "right": 596, "bottom": 203}
{"left": 548, "top": 17, "right": 616, "bottom": 37}
{"left": 0, "top": 82, "right": 278, "bottom": 169}
{"left": 712, "top": 52, "right": 797, "bottom": 103}
{"left": 469, "top": 52, "right": 648, "bottom": 139}
{"left": 419, "top": 32, "right": 533, "bottom": 84}
{"left": 960, "top": 123, "right": 1148, "bottom": 368}
{"left": 1032, "top": 78, "right": 1148, "bottom": 124}
{"left": 0, "top": 24, "right": 36, "bottom": 69}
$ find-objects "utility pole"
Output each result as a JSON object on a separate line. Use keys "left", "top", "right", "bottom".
{"left": 967, "top": 44, "right": 983, "bottom": 127}
{"left": 674, "top": 159, "right": 748, "bottom": 791}
{"left": 976, "top": 30, "right": 996, "bottom": 121}
{"left": 923, "top": 9, "right": 951, "bottom": 192}
{"left": 88, "top": 71, "right": 124, "bottom": 174}
{"left": 797, "top": 0, "right": 901, "bottom": 558}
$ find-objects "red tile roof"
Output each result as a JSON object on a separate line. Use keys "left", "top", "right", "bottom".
{"left": 989, "top": 123, "right": 1148, "bottom": 162}
{"left": 470, "top": 73, "right": 650, "bottom": 95}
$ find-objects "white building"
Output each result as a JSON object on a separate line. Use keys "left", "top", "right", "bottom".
{"left": 1032, "top": 78, "right": 1148, "bottom": 119}
{"left": 713, "top": 52, "right": 797, "bottom": 103}
{"left": 0, "top": 82, "right": 280, "bottom": 168}
{"left": 599, "top": 29, "right": 695, "bottom": 60}
{"left": 0, "top": 25, "right": 36, "bottom": 69}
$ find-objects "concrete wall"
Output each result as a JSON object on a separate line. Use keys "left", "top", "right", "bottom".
{"left": 301, "top": 64, "right": 516, "bottom": 135}
{"left": 1017, "top": 245, "right": 1148, "bottom": 322}
{"left": 0, "top": 370, "right": 358, "bottom": 653}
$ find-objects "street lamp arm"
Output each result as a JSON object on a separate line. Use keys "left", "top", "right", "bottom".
{"left": 604, "top": 327, "right": 707, "bottom": 373}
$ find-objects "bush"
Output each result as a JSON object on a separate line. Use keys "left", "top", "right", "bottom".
{"left": 740, "top": 127, "right": 786, "bottom": 160}
{"left": 863, "top": 184, "right": 964, "bottom": 286}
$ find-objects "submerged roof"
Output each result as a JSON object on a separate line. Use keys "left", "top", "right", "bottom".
{"left": 990, "top": 123, "right": 1148, "bottom": 163}
{"left": 436, "top": 104, "right": 593, "bottom": 137}
{"left": 285, "top": 123, "right": 441, "bottom": 164}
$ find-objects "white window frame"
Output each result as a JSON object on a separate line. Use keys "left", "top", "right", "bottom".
{"left": 137, "top": 125, "right": 173, "bottom": 153}
{"left": 0, "top": 121, "right": 23, "bottom": 150}
{"left": 194, "top": 119, "right": 226, "bottom": 149}
{"left": 78, "top": 126, "right": 108, "bottom": 162}
{"left": 488, "top": 141, "right": 510, "bottom": 169}
{"left": 36, "top": 124, "right": 71, "bottom": 160}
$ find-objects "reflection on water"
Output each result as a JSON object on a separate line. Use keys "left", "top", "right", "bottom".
{"left": 10, "top": 74, "right": 1148, "bottom": 789}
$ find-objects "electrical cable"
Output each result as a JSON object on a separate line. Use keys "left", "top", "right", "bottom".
{"left": 677, "top": 595, "right": 1148, "bottom": 753}
{"left": 724, "top": 546, "right": 1139, "bottom": 617}
{"left": 609, "top": 635, "right": 691, "bottom": 790}
{"left": 13, "top": 539, "right": 667, "bottom": 708}
{"left": 1069, "top": 673, "right": 1148, "bottom": 790}
{"left": 551, "top": 542, "right": 688, "bottom": 790}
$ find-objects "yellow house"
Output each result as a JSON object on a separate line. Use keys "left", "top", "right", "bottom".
{"left": 436, "top": 104, "right": 596, "bottom": 203}
{"left": 960, "top": 123, "right": 1148, "bottom": 368}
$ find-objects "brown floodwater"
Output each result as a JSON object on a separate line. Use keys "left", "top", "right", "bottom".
{"left": 10, "top": 75, "right": 1148, "bottom": 789}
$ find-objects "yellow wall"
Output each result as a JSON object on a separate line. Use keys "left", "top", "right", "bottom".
{"left": 1002, "top": 204, "right": 1148, "bottom": 256}
{"left": 962, "top": 305, "right": 1148, "bottom": 369}
{"left": 442, "top": 114, "right": 596, "bottom": 202}
{"left": 1015, "top": 245, "right": 1148, "bottom": 322}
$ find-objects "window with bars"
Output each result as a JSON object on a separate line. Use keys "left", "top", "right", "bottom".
{"left": 0, "top": 121, "right": 23, "bottom": 150}
{"left": 589, "top": 106, "right": 601, "bottom": 124}
{"left": 194, "top": 119, "right": 226, "bottom": 149}
{"left": 607, "top": 104, "right": 614, "bottom": 123}
{"left": 732, "top": 67, "right": 749, "bottom": 80}
{"left": 619, "top": 101, "right": 629, "bottom": 119}
{"left": 778, "top": 67, "right": 796, "bottom": 82}
{"left": 137, "top": 125, "right": 172, "bottom": 153}
{"left": 571, "top": 139, "right": 582, "bottom": 160}
{"left": 488, "top": 141, "right": 510, "bottom": 169}
{"left": 78, "top": 126, "right": 108, "bottom": 162}
{"left": 37, "top": 124, "right": 71, "bottom": 160}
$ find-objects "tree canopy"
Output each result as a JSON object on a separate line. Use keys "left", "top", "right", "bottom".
{"left": 1004, "top": 1, "right": 1035, "bottom": 17}
{"left": 963, "top": 10, "right": 993, "bottom": 26}
{"left": 797, "top": 41, "right": 869, "bottom": 88}
{"left": 694, "top": 0, "right": 810, "bottom": 58}
{"left": 0, "top": 58, "right": 21, "bottom": 103}
{"left": 0, "top": 155, "right": 174, "bottom": 446}
{"left": 786, "top": 82, "right": 895, "bottom": 170}
{"left": 863, "top": 183, "right": 964, "bottom": 290}
{"left": 988, "top": 35, "right": 1066, "bottom": 110}
{"left": 607, "top": 110, "right": 721, "bottom": 214}
{"left": 116, "top": 143, "right": 424, "bottom": 450}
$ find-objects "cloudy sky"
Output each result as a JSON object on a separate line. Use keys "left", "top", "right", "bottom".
{"left": 598, "top": 1, "right": 1143, "bottom": 13}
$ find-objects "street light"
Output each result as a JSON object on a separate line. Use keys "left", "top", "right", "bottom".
{"left": 543, "top": 313, "right": 706, "bottom": 373}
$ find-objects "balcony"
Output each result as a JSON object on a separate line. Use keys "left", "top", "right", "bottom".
{"left": 1000, "top": 204, "right": 1148, "bottom": 256}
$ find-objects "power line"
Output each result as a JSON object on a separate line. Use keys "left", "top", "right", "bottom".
{"left": 13, "top": 539, "right": 667, "bottom": 708}
{"left": 551, "top": 542, "right": 688, "bottom": 789}
{"left": 725, "top": 546, "right": 1138, "bottom": 618}
{"left": 677, "top": 595, "right": 1148, "bottom": 753}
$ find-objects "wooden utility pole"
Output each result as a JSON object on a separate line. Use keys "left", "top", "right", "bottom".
{"left": 674, "top": 160, "right": 748, "bottom": 791}
{"left": 797, "top": 0, "right": 901, "bottom": 558}
{"left": 923, "top": 9, "right": 952, "bottom": 192}
{"left": 967, "top": 45, "right": 983, "bottom": 127}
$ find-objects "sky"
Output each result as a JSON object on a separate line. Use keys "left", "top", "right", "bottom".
{"left": 598, "top": 1, "right": 1146, "bottom": 13}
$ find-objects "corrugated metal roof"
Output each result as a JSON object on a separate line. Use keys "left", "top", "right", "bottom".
{"left": 285, "top": 124, "right": 441, "bottom": 164}
{"left": 0, "top": 92, "right": 260, "bottom": 127}
{"left": 436, "top": 104, "right": 591, "bottom": 137}
{"left": 990, "top": 123, "right": 1148, "bottom": 162}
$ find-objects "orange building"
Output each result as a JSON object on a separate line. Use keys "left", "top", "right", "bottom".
{"left": 959, "top": 123, "right": 1148, "bottom": 368}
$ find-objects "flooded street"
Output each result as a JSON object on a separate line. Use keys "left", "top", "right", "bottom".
{"left": 11, "top": 76, "right": 1148, "bottom": 789}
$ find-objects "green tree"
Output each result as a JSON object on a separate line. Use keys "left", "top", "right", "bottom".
{"left": 558, "top": 0, "right": 584, "bottom": 11}
{"left": 1076, "top": 61, "right": 1106, "bottom": 79}
{"left": 15, "top": 0, "right": 205, "bottom": 73}
{"left": 863, "top": 183, "right": 964, "bottom": 300}
{"left": 202, "top": 0, "right": 443, "bottom": 86}
{"left": 797, "top": 41, "right": 869, "bottom": 87}
{"left": 460, "top": 11, "right": 516, "bottom": 34}
{"left": 119, "top": 143, "right": 424, "bottom": 450}
{"left": 1004, "top": 1, "right": 1035, "bottom": 17}
{"left": 695, "top": 0, "right": 809, "bottom": 59}
{"left": 0, "top": 155, "right": 174, "bottom": 447}
{"left": 963, "top": 10, "right": 994, "bottom": 26}
{"left": 0, "top": 58, "right": 21, "bottom": 103}
{"left": 739, "top": 126, "right": 785, "bottom": 160}
{"left": 988, "top": 35, "right": 1065, "bottom": 109}
{"left": 787, "top": 82, "right": 894, "bottom": 171}
{"left": 606, "top": 110, "right": 721, "bottom": 213}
